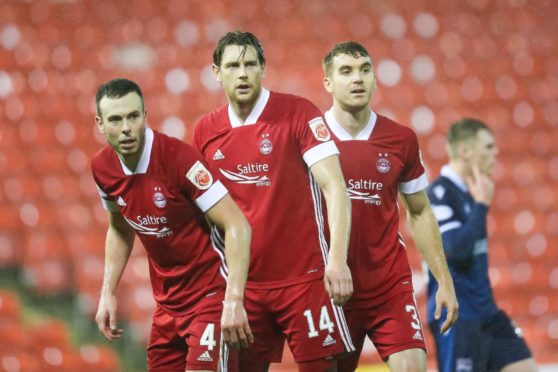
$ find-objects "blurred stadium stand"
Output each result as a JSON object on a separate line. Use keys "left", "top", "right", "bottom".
{"left": 0, "top": 0, "right": 557, "bottom": 370}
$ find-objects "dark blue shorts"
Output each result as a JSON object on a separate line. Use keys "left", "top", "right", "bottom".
{"left": 429, "top": 310, "right": 532, "bottom": 372}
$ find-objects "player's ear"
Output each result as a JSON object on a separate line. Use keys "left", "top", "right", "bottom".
{"left": 95, "top": 115, "right": 105, "bottom": 134}
{"left": 323, "top": 76, "right": 333, "bottom": 93}
{"left": 212, "top": 64, "right": 222, "bottom": 84}
{"left": 457, "top": 142, "right": 472, "bottom": 162}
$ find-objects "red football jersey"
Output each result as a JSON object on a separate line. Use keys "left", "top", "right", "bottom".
{"left": 324, "top": 109, "right": 428, "bottom": 308}
{"left": 194, "top": 89, "right": 339, "bottom": 289}
{"left": 92, "top": 128, "right": 228, "bottom": 315}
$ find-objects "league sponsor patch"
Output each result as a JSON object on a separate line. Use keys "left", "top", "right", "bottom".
{"left": 308, "top": 117, "right": 331, "bottom": 142}
{"left": 186, "top": 161, "right": 213, "bottom": 190}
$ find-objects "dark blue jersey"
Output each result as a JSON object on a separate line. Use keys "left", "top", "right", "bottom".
{"left": 426, "top": 165, "right": 499, "bottom": 322}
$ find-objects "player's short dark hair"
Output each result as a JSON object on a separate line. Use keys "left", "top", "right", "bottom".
{"left": 213, "top": 30, "right": 266, "bottom": 67}
{"left": 447, "top": 117, "right": 492, "bottom": 157}
{"left": 323, "top": 41, "right": 371, "bottom": 76}
{"left": 95, "top": 78, "right": 144, "bottom": 116}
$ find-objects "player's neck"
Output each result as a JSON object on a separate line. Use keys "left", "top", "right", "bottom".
{"left": 448, "top": 161, "right": 468, "bottom": 181}
{"left": 120, "top": 152, "right": 141, "bottom": 172}
{"left": 229, "top": 90, "right": 262, "bottom": 123}
{"left": 118, "top": 137, "right": 145, "bottom": 173}
{"left": 332, "top": 104, "right": 370, "bottom": 138}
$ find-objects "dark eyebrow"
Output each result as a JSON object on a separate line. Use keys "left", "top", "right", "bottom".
{"left": 107, "top": 114, "right": 122, "bottom": 121}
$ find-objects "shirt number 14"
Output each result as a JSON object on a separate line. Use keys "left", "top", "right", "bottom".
{"left": 303, "top": 306, "right": 335, "bottom": 338}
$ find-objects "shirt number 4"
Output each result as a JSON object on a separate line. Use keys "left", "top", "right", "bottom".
{"left": 303, "top": 306, "right": 335, "bottom": 338}
{"left": 200, "top": 323, "right": 216, "bottom": 350}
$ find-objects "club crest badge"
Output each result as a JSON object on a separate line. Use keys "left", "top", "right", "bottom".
{"left": 376, "top": 153, "right": 391, "bottom": 173}
{"left": 259, "top": 134, "right": 273, "bottom": 155}
{"left": 308, "top": 117, "right": 331, "bottom": 142}
{"left": 153, "top": 187, "right": 166, "bottom": 208}
{"left": 186, "top": 161, "right": 213, "bottom": 190}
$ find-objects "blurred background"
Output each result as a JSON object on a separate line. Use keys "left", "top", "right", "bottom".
{"left": 0, "top": 0, "right": 557, "bottom": 371}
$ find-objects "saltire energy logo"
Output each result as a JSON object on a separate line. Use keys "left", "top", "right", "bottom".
{"left": 124, "top": 215, "right": 173, "bottom": 238}
{"left": 219, "top": 168, "right": 271, "bottom": 187}
{"left": 348, "top": 189, "right": 382, "bottom": 205}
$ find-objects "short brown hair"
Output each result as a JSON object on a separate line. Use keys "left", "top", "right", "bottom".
{"left": 447, "top": 118, "right": 492, "bottom": 158}
{"left": 95, "top": 78, "right": 144, "bottom": 117}
{"left": 213, "top": 30, "right": 266, "bottom": 67}
{"left": 323, "top": 41, "right": 371, "bottom": 76}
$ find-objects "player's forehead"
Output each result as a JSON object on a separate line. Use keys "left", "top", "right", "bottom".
{"left": 220, "top": 44, "right": 260, "bottom": 65}
{"left": 476, "top": 129, "right": 495, "bottom": 145}
{"left": 99, "top": 92, "right": 143, "bottom": 117}
{"left": 332, "top": 53, "right": 372, "bottom": 69}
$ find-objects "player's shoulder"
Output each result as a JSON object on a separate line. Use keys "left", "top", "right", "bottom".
{"left": 194, "top": 103, "right": 228, "bottom": 134}
{"left": 269, "top": 90, "right": 320, "bottom": 113}
{"left": 376, "top": 113, "right": 417, "bottom": 140}
{"left": 153, "top": 129, "right": 197, "bottom": 158}
{"left": 427, "top": 176, "right": 458, "bottom": 204}
{"left": 91, "top": 146, "right": 116, "bottom": 174}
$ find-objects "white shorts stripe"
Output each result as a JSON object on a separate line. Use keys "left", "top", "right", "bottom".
{"left": 218, "top": 331, "right": 228, "bottom": 372}
{"left": 330, "top": 300, "right": 355, "bottom": 352}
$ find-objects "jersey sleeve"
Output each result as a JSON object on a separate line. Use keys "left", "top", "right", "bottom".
{"left": 398, "top": 129, "right": 428, "bottom": 194}
{"left": 292, "top": 98, "right": 339, "bottom": 168}
{"left": 94, "top": 183, "right": 119, "bottom": 212}
{"left": 427, "top": 182, "right": 489, "bottom": 263}
{"left": 179, "top": 144, "right": 228, "bottom": 213}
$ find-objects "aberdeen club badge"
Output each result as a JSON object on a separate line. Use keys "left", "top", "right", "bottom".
{"left": 376, "top": 153, "right": 391, "bottom": 173}
{"left": 259, "top": 133, "right": 273, "bottom": 155}
{"left": 153, "top": 187, "right": 167, "bottom": 208}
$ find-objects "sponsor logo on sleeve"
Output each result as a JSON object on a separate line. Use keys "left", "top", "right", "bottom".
{"left": 308, "top": 117, "right": 331, "bottom": 142}
{"left": 186, "top": 161, "right": 213, "bottom": 190}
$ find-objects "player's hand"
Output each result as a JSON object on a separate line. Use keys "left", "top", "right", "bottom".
{"left": 221, "top": 297, "right": 254, "bottom": 349}
{"left": 465, "top": 165, "right": 494, "bottom": 206}
{"left": 324, "top": 259, "right": 353, "bottom": 306}
{"left": 435, "top": 281, "right": 459, "bottom": 334}
{"left": 95, "top": 294, "right": 124, "bottom": 341}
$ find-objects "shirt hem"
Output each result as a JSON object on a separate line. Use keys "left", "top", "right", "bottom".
{"left": 245, "top": 270, "right": 324, "bottom": 290}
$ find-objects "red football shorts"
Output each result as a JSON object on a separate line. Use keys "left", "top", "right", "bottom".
{"left": 338, "top": 290, "right": 427, "bottom": 370}
{"left": 147, "top": 293, "right": 236, "bottom": 371}
{"left": 239, "top": 278, "right": 355, "bottom": 364}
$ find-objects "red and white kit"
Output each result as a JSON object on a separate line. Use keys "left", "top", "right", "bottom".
{"left": 194, "top": 89, "right": 354, "bottom": 362}
{"left": 324, "top": 109, "right": 428, "bottom": 362}
{"left": 92, "top": 128, "right": 231, "bottom": 370}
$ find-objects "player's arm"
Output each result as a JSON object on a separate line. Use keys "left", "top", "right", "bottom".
{"left": 95, "top": 211, "right": 135, "bottom": 341}
{"left": 401, "top": 190, "right": 458, "bottom": 333}
{"left": 310, "top": 155, "right": 353, "bottom": 306}
{"left": 205, "top": 194, "right": 253, "bottom": 349}
{"left": 440, "top": 165, "right": 493, "bottom": 263}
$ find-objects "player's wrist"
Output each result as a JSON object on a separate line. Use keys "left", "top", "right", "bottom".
{"left": 224, "top": 292, "right": 244, "bottom": 302}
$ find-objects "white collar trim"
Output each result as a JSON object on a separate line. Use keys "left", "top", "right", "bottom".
{"left": 228, "top": 88, "right": 270, "bottom": 128}
{"left": 119, "top": 127, "right": 153, "bottom": 175}
{"left": 441, "top": 164, "right": 468, "bottom": 192}
{"left": 324, "top": 108, "right": 377, "bottom": 141}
